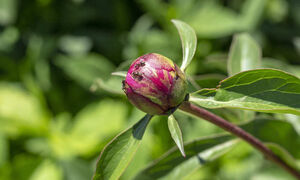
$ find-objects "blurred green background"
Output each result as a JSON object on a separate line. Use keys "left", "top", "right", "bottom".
{"left": 1, "top": 0, "right": 300, "bottom": 179}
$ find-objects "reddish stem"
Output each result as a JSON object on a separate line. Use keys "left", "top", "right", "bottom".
{"left": 179, "top": 101, "right": 300, "bottom": 179}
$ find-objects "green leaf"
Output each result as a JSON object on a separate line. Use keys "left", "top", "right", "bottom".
{"left": 111, "top": 71, "right": 127, "bottom": 77}
{"left": 190, "top": 69, "right": 300, "bottom": 115}
{"left": 134, "top": 135, "right": 237, "bottom": 180}
{"left": 240, "top": 118, "right": 300, "bottom": 159}
{"left": 186, "top": 2, "right": 239, "bottom": 38}
{"left": 135, "top": 118, "right": 300, "bottom": 179}
{"left": 49, "top": 100, "right": 128, "bottom": 158}
{"left": 228, "top": 33, "right": 261, "bottom": 76}
{"left": 0, "top": 134, "right": 8, "bottom": 166}
{"left": 262, "top": 58, "right": 300, "bottom": 78}
{"left": 0, "top": 0, "right": 17, "bottom": 25}
{"left": 167, "top": 115, "right": 185, "bottom": 157}
{"left": 90, "top": 77, "right": 124, "bottom": 95}
{"left": 93, "top": 114, "right": 153, "bottom": 180}
{"left": 240, "top": 0, "right": 266, "bottom": 29}
{"left": 29, "top": 160, "right": 63, "bottom": 180}
{"left": 171, "top": 19, "right": 197, "bottom": 71}
{"left": 55, "top": 53, "right": 114, "bottom": 89}
{"left": 265, "top": 143, "right": 300, "bottom": 170}
{"left": 186, "top": 0, "right": 265, "bottom": 38}
{"left": 0, "top": 83, "right": 48, "bottom": 137}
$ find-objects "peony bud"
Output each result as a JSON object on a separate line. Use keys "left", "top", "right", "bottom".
{"left": 123, "top": 53, "right": 187, "bottom": 115}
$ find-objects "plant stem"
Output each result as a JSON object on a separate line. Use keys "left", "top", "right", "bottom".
{"left": 179, "top": 101, "right": 300, "bottom": 179}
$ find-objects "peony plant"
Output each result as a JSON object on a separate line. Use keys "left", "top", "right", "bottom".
{"left": 93, "top": 20, "right": 300, "bottom": 180}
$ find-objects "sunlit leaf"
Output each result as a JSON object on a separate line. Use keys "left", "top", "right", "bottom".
{"left": 190, "top": 69, "right": 300, "bottom": 115}
{"left": 168, "top": 115, "right": 185, "bottom": 157}
{"left": 0, "top": 83, "right": 48, "bottom": 137}
{"left": 111, "top": 71, "right": 127, "bottom": 77}
{"left": 228, "top": 33, "right": 261, "bottom": 76}
{"left": 29, "top": 160, "right": 63, "bottom": 180}
{"left": 93, "top": 114, "right": 153, "bottom": 180}
{"left": 172, "top": 19, "right": 197, "bottom": 71}
{"left": 49, "top": 100, "right": 127, "bottom": 158}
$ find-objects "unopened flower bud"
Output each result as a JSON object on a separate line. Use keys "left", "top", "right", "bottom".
{"left": 123, "top": 53, "right": 187, "bottom": 115}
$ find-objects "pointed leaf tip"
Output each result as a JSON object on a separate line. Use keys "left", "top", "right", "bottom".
{"left": 168, "top": 115, "right": 185, "bottom": 157}
{"left": 171, "top": 19, "right": 197, "bottom": 72}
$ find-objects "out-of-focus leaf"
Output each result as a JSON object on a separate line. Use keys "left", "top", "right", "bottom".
{"left": 55, "top": 53, "right": 114, "bottom": 88}
{"left": 0, "top": 134, "right": 8, "bottom": 166}
{"left": 266, "top": 0, "right": 288, "bottom": 22}
{"left": 134, "top": 135, "right": 237, "bottom": 180}
{"left": 29, "top": 160, "right": 63, "bottom": 180}
{"left": 193, "top": 74, "right": 227, "bottom": 89}
{"left": 25, "top": 36, "right": 54, "bottom": 91}
{"left": 240, "top": 0, "right": 266, "bottom": 29}
{"left": 93, "top": 114, "right": 153, "bottom": 180}
{"left": 62, "top": 158, "right": 94, "bottom": 180}
{"left": 262, "top": 58, "right": 300, "bottom": 78}
{"left": 265, "top": 143, "right": 300, "bottom": 170}
{"left": 228, "top": 33, "right": 261, "bottom": 76}
{"left": 0, "top": 0, "right": 16, "bottom": 25}
{"left": 0, "top": 83, "right": 48, "bottom": 137}
{"left": 70, "top": 100, "right": 127, "bottom": 155}
{"left": 168, "top": 115, "right": 185, "bottom": 157}
{"left": 171, "top": 19, "right": 197, "bottom": 71}
{"left": 240, "top": 119, "right": 300, "bottom": 159}
{"left": 191, "top": 69, "right": 300, "bottom": 115}
{"left": 281, "top": 114, "right": 300, "bottom": 135}
{"left": 59, "top": 35, "right": 92, "bottom": 55}
{"left": 11, "top": 154, "right": 42, "bottom": 180}
{"left": 186, "top": 0, "right": 265, "bottom": 38}
{"left": 203, "top": 54, "right": 228, "bottom": 73}
{"left": 294, "top": 37, "right": 300, "bottom": 55}
{"left": 0, "top": 26, "right": 19, "bottom": 51}
{"left": 186, "top": 2, "right": 239, "bottom": 38}
{"left": 90, "top": 76, "right": 124, "bottom": 95}
{"left": 124, "top": 15, "right": 179, "bottom": 62}
{"left": 49, "top": 100, "right": 127, "bottom": 158}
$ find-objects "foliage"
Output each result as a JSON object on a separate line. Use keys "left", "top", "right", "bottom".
{"left": 1, "top": 0, "right": 300, "bottom": 180}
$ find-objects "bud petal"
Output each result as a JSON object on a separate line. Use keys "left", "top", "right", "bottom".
{"left": 123, "top": 53, "right": 187, "bottom": 115}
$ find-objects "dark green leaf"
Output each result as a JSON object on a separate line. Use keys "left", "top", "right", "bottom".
{"left": 93, "top": 114, "right": 153, "bottom": 180}
{"left": 134, "top": 135, "right": 237, "bottom": 180}
{"left": 135, "top": 118, "right": 300, "bottom": 179}
{"left": 167, "top": 115, "right": 185, "bottom": 157}
{"left": 191, "top": 69, "right": 300, "bottom": 115}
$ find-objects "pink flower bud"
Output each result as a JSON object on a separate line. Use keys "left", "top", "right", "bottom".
{"left": 123, "top": 53, "right": 187, "bottom": 115}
